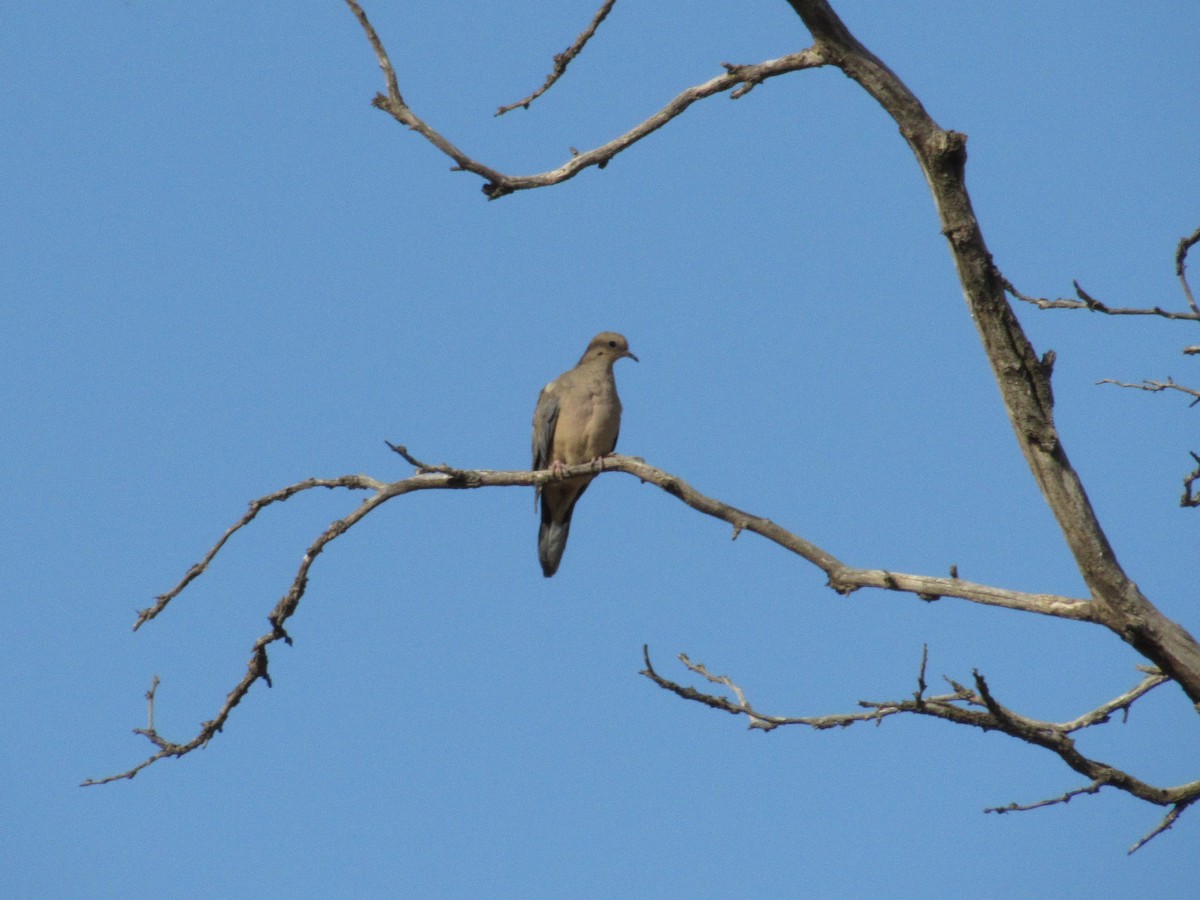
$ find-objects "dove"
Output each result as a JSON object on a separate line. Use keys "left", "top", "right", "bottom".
{"left": 532, "top": 332, "right": 638, "bottom": 577}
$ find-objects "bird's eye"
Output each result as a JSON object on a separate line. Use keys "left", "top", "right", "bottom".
{"left": 607, "top": 340, "right": 617, "bottom": 348}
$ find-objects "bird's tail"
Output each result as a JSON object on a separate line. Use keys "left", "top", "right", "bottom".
{"left": 538, "top": 490, "right": 583, "bottom": 578}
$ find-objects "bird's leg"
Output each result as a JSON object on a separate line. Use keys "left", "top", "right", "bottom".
{"left": 549, "top": 460, "right": 569, "bottom": 478}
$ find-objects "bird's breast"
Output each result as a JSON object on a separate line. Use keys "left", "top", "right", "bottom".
{"left": 552, "top": 387, "right": 621, "bottom": 465}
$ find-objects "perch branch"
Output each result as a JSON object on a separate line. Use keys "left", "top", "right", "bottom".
{"left": 89, "top": 451, "right": 1096, "bottom": 784}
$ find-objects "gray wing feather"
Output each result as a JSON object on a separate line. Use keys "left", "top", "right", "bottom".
{"left": 532, "top": 386, "right": 559, "bottom": 471}
{"left": 532, "top": 385, "right": 560, "bottom": 509}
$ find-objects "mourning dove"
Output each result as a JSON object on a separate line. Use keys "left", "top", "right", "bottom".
{"left": 532, "top": 332, "right": 638, "bottom": 577}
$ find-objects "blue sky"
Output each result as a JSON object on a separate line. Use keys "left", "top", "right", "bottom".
{"left": 4, "top": 2, "right": 1200, "bottom": 897}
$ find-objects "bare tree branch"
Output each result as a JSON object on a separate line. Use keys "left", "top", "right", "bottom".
{"left": 1183, "top": 452, "right": 1200, "bottom": 509}
{"left": 134, "top": 475, "right": 387, "bottom": 630}
{"left": 338, "top": 0, "right": 1200, "bottom": 694}
{"left": 495, "top": 0, "right": 619, "bottom": 116}
{"left": 1002, "top": 276, "right": 1200, "bottom": 321}
{"left": 88, "top": 450, "right": 1098, "bottom": 785}
{"left": 95, "top": 0, "right": 1200, "bottom": 854}
{"left": 1001, "top": 228, "right": 1200, "bottom": 321}
{"left": 641, "top": 647, "right": 1197, "bottom": 852}
{"left": 1129, "top": 797, "right": 1198, "bottom": 854}
{"left": 1096, "top": 376, "right": 1200, "bottom": 407}
{"left": 775, "top": 0, "right": 1200, "bottom": 704}
{"left": 345, "top": 0, "right": 824, "bottom": 198}
{"left": 1175, "top": 225, "right": 1200, "bottom": 317}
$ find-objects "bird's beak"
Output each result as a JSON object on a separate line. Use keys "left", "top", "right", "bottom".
{"left": 625, "top": 350, "right": 639, "bottom": 363}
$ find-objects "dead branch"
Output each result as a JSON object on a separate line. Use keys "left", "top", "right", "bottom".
{"left": 340, "top": 0, "right": 1200, "bottom": 696}
{"left": 1183, "top": 452, "right": 1200, "bottom": 508}
{"left": 1096, "top": 376, "right": 1200, "bottom": 407}
{"left": 773, "top": 0, "right": 1200, "bottom": 703}
{"left": 88, "top": 451, "right": 1098, "bottom": 785}
{"left": 1002, "top": 276, "right": 1200, "bottom": 321}
{"left": 92, "top": 0, "right": 1200, "bottom": 856}
{"left": 1003, "top": 229, "right": 1200, "bottom": 321}
{"left": 495, "top": 0, "right": 619, "bottom": 116}
{"left": 641, "top": 646, "right": 1198, "bottom": 852}
{"left": 345, "top": 0, "right": 824, "bottom": 199}
{"left": 1099, "top": 374, "right": 1200, "bottom": 405}
{"left": 1175, "top": 225, "right": 1200, "bottom": 316}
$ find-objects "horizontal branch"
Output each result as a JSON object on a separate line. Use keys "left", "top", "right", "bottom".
{"left": 89, "top": 448, "right": 1096, "bottom": 785}
{"left": 1002, "top": 225, "right": 1200, "bottom": 323}
{"left": 1097, "top": 376, "right": 1200, "bottom": 407}
{"left": 1002, "top": 276, "right": 1200, "bottom": 321}
{"left": 641, "top": 645, "right": 1198, "bottom": 852}
{"left": 345, "top": 0, "right": 825, "bottom": 198}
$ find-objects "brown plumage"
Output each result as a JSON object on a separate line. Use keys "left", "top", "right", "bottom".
{"left": 532, "top": 332, "right": 638, "bottom": 577}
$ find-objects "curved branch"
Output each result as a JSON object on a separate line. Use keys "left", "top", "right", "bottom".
{"left": 345, "top": 0, "right": 825, "bottom": 198}
{"left": 87, "top": 450, "right": 1095, "bottom": 784}
{"left": 1175, "top": 226, "right": 1200, "bottom": 316}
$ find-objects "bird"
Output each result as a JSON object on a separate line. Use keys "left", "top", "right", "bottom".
{"left": 532, "top": 332, "right": 638, "bottom": 577}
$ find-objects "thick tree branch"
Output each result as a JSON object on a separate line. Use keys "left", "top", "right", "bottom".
{"left": 642, "top": 646, "right": 1196, "bottom": 852}
{"left": 782, "top": 0, "right": 1200, "bottom": 705}
{"left": 1183, "top": 453, "right": 1200, "bottom": 509}
{"left": 1175, "top": 226, "right": 1200, "bottom": 316}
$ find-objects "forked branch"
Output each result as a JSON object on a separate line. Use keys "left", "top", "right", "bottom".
{"left": 87, "top": 451, "right": 1095, "bottom": 785}
{"left": 345, "top": 0, "right": 824, "bottom": 198}
{"left": 641, "top": 646, "right": 1196, "bottom": 852}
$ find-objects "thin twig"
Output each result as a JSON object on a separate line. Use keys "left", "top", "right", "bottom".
{"left": 641, "top": 646, "right": 908, "bottom": 731}
{"left": 1129, "top": 798, "right": 1197, "bottom": 854}
{"left": 134, "top": 475, "right": 385, "bottom": 630}
{"left": 1055, "top": 670, "right": 1168, "bottom": 731}
{"left": 496, "top": 0, "right": 619, "bottom": 116}
{"left": 1002, "top": 276, "right": 1200, "bottom": 320}
{"left": 1096, "top": 377, "right": 1200, "bottom": 406}
{"left": 986, "top": 780, "right": 1104, "bottom": 814}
